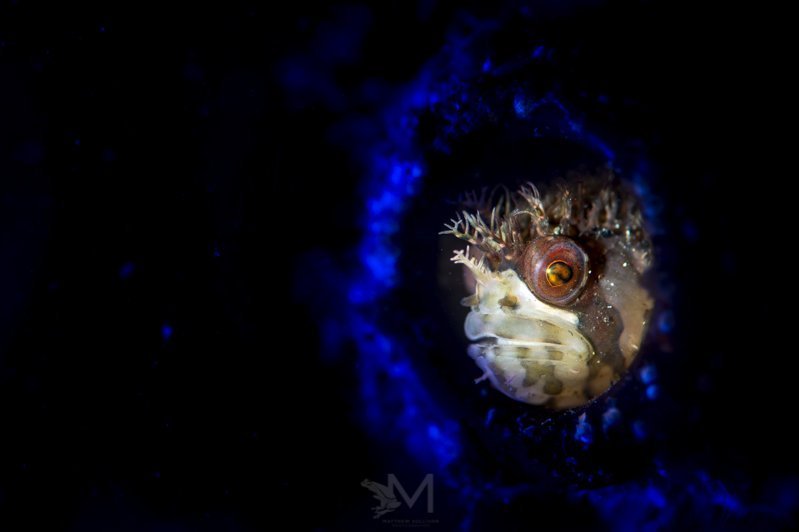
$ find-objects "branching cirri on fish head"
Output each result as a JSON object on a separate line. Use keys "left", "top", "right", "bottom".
{"left": 442, "top": 172, "right": 653, "bottom": 410}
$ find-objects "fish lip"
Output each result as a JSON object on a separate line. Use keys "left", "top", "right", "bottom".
{"left": 466, "top": 337, "right": 583, "bottom": 361}
{"left": 466, "top": 339, "right": 580, "bottom": 363}
{"left": 468, "top": 337, "right": 573, "bottom": 347}
{"left": 464, "top": 311, "right": 584, "bottom": 345}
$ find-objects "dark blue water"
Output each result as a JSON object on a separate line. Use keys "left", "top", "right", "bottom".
{"left": 1, "top": 1, "right": 792, "bottom": 530}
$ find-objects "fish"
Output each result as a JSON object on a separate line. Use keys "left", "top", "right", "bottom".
{"left": 441, "top": 172, "right": 654, "bottom": 409}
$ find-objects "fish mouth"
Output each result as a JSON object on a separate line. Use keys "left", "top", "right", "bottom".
{"left": 464, "top": 310, "right": 594, "bottom": 406}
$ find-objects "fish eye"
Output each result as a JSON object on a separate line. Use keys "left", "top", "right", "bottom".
{"left": 524, "top": 236, "right": 588, "bottom": 306}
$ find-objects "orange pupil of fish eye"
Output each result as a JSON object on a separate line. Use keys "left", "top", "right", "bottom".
{"left": 546, "top": 260, "right": 573, "bottom": 286}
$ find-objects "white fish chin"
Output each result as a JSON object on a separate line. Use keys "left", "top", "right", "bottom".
{"left": 454, "top": 252, "right": 594, "bottom": 409}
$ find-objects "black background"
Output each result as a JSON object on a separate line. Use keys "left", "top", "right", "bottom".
{"left": 0, "top": 1, "right": 791, "bottom": 530}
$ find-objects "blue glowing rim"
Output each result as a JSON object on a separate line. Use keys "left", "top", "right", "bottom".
{"left": 340, "top": 36, "right": 640, "bottom": 468}
{"left": 301, "top": 16, "right": 799, "bottom": 530}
